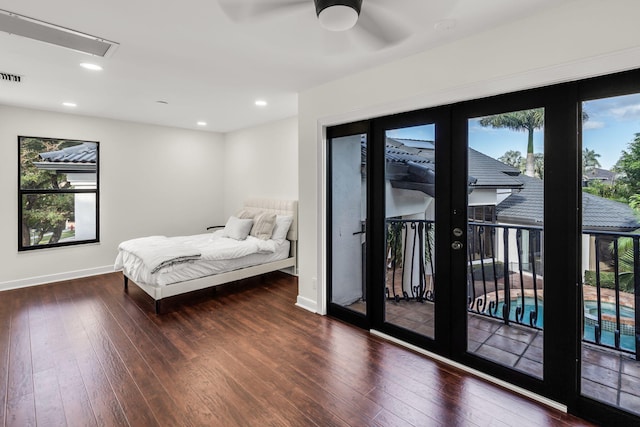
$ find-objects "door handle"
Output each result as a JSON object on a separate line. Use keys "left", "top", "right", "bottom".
{"left": 451, "top": 241, "right": 463, "bottom": 250}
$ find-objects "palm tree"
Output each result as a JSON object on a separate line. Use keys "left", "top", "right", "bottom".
{"left": 582, "top": 148, "right": 602, "bottom": 174}
{"left": 479, "top": 108, "right": 544, "bottom": 177}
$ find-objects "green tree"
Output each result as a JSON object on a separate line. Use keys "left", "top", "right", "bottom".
{"left": 533, "top": 152, "right": 544, "bottom": 179}
{"left": 582, "top": 180, "right": 631, "bottom": 203}
{"left": 497, "top": 150, "right": 523, "bottom": 169}
{"left": 479, "top": 108, "right": 544, "bottom": 177}
{"left": 20, "top": 138, "right": 75, "bottom": 246}
{"left": 615, "top": 133, "right": 640, "bottom": 194}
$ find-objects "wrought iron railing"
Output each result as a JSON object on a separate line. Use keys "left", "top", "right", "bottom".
{"left": 583, "top": 230, "right": 639, "bottom": 358}
{"left": 385, "top": 218, "right": 639, "bottom": 358}
{"left": 466, "top": 222, "right": 544, "bottom": 330}
{"left": 385, "top": 219, "right": 435, "bottom": 303}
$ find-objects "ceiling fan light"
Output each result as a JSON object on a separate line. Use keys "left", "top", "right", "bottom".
{"left": 316, "top": 0, "right": 362, "bottom": 32}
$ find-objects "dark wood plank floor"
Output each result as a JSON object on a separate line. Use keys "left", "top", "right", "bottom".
{"left": 0, "top": 272, "right": 597, "bottom": 427}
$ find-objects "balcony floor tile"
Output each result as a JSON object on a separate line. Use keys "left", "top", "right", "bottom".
{"left": 620, "top": 393, "right": 640, "bottom": 414}
{"left": 515, "top": 357, "right": 543, "bottom": 378}
{"left": 485, "top": 333, "right": 529, "bottom": 355}
{"left": 494, "top": 323, "right": 537, "bottom": 344}
{"left": 581, "top": 378, "right": 618, "bottom": 406}
{"left": 622, "top": 358, "right": 640, "bottom": 379}
{"left": 475, "top": 343, "right": 520, "bottom": 367}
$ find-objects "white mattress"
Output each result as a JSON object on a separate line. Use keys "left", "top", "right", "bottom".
{"left": 115, "top": 233, "right": 291, "bottom": 287}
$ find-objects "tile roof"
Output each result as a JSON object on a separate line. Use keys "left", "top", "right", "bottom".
{"left": 38, "top": 142, "right": 97, "bottom": 164}
{"left": 468, "top": 149, "right": 523, "bottom": 189}
{"left": 372, "top": 137, "right": 638, "bottom": 231}
{"left": 385, "top": 138, "right": 433, "bottom": 164}
{"left": 496, "top": 175, "right": 640, "bottom": 231}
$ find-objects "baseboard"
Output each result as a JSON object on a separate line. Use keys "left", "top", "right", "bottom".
{"left": 295, "top": 295, "right": 317, "bottom": 313}
{"left": 0, "top": 265, "right": 115, "bottom": 292}
{"left": 369, "top": 330, "right": 567, "bottom": 413}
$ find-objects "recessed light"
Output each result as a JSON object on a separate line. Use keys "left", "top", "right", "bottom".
{"left": 62, "top": 102, "right": 77, "bottom": 107}
{"left": 80, "top": 62, "right": 102, "bottom": 71}
{"left": 197, "top": 121, "right": 207, "bottom": 126}
{"left": 255, "top": 100, "right": 267, "bottom": 107}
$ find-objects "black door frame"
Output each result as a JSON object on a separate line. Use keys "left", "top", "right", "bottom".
{"left": 326, "top": 119, "right": 372, "bottom": 330}
{"left": 325, "top": 68, "right": 640, "bottom": 426}
{"left": 369, "top": 106, "right": 453, "bottom": 356}
{"left": 573, "top": 68, "right": 640, "bottom": 425}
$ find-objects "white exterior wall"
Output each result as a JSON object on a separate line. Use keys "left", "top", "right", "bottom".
{"left": 386, "top": 185, "right": 430, "bottom": 219}
{"left": 298, "top": 0, "right": 640, "bottom": 314}
{"left": 67, "top": 172, "right": 98, "bottom": 241}
{"left": 582, "top": 234, "right": 592, "bottom": 280}
{"left": 468, "top": 189, "right": 499, "bottom": 206}
{"left": 72, "top": 193, "right": 97, "bottom": 241}
{"left": 0, "top": 105, "right": 225, "bottom": 289}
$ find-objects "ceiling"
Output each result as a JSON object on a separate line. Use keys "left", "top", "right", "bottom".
{"left": 0, "top": 0, "right": 569, "bottom": 133}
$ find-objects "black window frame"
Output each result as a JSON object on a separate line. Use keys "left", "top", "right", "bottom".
{"left": 18, "top": 135, "right": 100, "bottom": 251}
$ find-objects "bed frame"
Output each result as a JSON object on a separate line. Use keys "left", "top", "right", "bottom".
{"left": 123, "top": 198, "right": 298, "bottom": 313}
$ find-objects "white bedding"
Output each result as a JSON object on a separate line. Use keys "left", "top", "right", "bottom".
{"left": 117, "top": 235, "right": 201, "bottom": 273}
{"left": 114, "top": 231, "right": 291, "bottom": 287}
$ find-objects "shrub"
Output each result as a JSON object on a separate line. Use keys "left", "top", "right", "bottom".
{"left": 584, "top": 270, "right": 635, "bottom": 293}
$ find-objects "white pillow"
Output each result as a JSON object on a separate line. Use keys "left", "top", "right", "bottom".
{"left": 271, "top": 215, "right": 293, "bottom": 241}
{"left": 221, "top": 216, "right": 253, "bottom": 240}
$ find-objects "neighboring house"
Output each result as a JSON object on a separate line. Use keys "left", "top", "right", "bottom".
{"left": 583, "top": 167, "right": 618, "bottom": 187}
{"left": 33, "top": 142, "right": 98, "bottom": 241}
{"left": 381, "top": 138, "right": 640, "bottom": 279}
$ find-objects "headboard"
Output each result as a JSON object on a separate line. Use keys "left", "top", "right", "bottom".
{"left": 242, "top": 198, "right": 298, "bottom": 242}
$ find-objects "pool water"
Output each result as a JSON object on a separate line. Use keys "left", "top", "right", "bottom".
{"left": 481, "top": 297, "right": 636, "bottom": 352}
{"left": 490, "top": 297, "right": 544, "bottom": 329}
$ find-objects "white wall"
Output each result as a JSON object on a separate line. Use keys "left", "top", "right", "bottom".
{"left": 0, "top": 105, "right": 226, "bottom": 289}
{"left": 297, "top": 0, "right": 640, "bottom": 313}
{"left": 223, "top": 116, "right": 298, "bottom": 217}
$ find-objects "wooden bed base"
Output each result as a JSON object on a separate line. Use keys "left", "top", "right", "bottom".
{"left": 122, "top": 198, "right": 298, "bottom": 314}
{"left": 123, "top": 255, "right": 295, "bottom": 313}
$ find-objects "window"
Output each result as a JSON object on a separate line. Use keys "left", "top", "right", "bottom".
{"left": 468, "top": 205, "right": 496, "bottom": 261}
{"left": 18, "top": 136, "right": 99, "bottom": 251}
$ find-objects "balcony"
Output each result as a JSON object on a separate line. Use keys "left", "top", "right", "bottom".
{"left": 382, "top": 218, "right": 640, "bottom": 415}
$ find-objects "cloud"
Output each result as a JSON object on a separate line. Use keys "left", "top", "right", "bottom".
{"left": 611, "top": 103, "right": 640, "bottom": 120}
{"left": 583, "top": 120, "right": 605, "bottom": 130}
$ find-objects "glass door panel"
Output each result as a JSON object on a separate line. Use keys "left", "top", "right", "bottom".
{"left": 384, "top": 124, "right": 436, "bottom": 339}
{"left": 581, "top": 93, "right": 640, "bottom": 416}
{"left": 466, "top": 108, "right": 545, "bottom": 379}
{"left": 329, "top": 133, "right": 367, "bottom": 316}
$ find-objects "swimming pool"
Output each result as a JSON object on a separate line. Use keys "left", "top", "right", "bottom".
{"left": 478, "top": 297, "right": 636, "bottom": 352}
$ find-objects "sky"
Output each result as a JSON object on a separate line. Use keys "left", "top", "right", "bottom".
{"left": 387, "top": 93, "right": 640, "bottom": 170}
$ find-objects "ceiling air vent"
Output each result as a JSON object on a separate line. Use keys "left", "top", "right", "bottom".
{"left": 0, "top": 9, "right": 118, "bottom": 57}
{"left": 1, "top": 71, "right": 22, "bottom": 82}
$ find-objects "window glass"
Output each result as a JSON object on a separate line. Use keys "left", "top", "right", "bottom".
{"left": 18, "top": 136, "right": 99, "bottom": 250}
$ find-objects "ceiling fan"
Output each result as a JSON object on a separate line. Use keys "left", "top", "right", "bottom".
{"left": 218, "top": 0, "right": 410, "bottom": 50}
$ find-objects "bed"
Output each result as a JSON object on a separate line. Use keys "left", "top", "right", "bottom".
{"left": 114, "top": 198, "right": 297, "bottom": 313}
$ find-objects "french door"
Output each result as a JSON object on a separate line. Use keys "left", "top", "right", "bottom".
{"left": 327, "top": 96, "right": 573, "bottom": 398}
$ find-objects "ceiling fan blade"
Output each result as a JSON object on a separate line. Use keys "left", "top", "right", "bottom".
{"left": 352, "top": 2, "right": 410, "bottom": 50}
{"left": 218, "top": 0, "right": 309, "bottom": 22}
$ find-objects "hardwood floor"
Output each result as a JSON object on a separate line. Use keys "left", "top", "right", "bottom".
{"left": 0, "top": 272, "right": 596, "bottom": 427}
